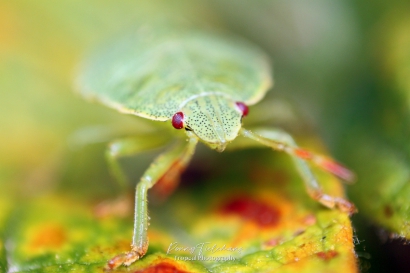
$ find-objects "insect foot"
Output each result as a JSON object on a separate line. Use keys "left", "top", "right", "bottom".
{"left": 105, "top": 244, "right": 148, "bottom": 270}
{"left": 314, "top": 192, "right": 357, "bottom": 216}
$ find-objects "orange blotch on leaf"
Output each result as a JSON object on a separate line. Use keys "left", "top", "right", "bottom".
{"left": 30, "top": 224, "right": 67, "bottom": 250}
{"left": 0, "top": 3, "right": 19, "bottom": 51}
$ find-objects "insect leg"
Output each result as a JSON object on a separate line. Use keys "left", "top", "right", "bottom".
{"left": 94, "top": 135, "right": 170, "bottom": 218}
{"left": 240, "top": 128, "right": 356, "bottom": 214}
{"left": 106, "top": 134, "right": 169, "bottom": 191}
{"left": 106, "top": 135, "right": 198, "bottom": 269}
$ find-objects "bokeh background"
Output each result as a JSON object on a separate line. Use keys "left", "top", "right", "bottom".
{"left": 0, "top": 1, "right": 409, "bottom": 272}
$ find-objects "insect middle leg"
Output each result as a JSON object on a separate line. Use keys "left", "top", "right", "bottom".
{"left": 240, "top": 128, "right": 356, "bottom": 214}
{"left": 106, "top": 135, "right": 198, "bottom": 269}
{"left": 106, "top": 134, "right": 170, "bottom": 191}
{"left": 93, "top": 134, "right": 170, "bottom": 218}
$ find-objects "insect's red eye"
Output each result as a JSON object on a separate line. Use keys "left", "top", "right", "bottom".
{"left": 236, "top": 102, "right": 249, "bottom": 117}
{"left": 171, "top": 112, "right": 184, "bottom": 129}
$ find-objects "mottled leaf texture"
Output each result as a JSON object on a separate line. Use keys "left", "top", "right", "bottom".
{"left": 1, "top": 148, "right": 357, "bottom": 273}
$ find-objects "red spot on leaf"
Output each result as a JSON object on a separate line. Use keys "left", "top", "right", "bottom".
{"left": 303, "top": 214, "right": 317, "bottom": 226}
{"left": 317, "top": 250, "right": 338, "bottom": 261}
{"left": 264, "top": 237, "right": 283, "bottom": 247}
{"left": 219, "top": 196, "right": 280, "bottom": 227}
{"left": 134, "top": 262, "right": 190, "bottom": 273}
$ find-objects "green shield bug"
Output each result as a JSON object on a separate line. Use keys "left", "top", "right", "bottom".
{"left": 76, "top": 24, "right": 356, "bottom": 269}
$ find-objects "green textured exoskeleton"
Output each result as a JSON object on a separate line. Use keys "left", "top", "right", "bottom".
{"left": 77, "top": 24, "right": 355, "bottom": 269}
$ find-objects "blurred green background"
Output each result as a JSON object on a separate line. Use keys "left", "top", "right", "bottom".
{"left": 0, "top": 1, "right": 409, "bottom": 272}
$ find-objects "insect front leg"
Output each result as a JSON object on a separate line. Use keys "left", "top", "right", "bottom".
{"left": 106, "top": 136, "right": 198, "bottom": 270}
{"left": 240, "top": 128, "right": 356, "bottom": 214}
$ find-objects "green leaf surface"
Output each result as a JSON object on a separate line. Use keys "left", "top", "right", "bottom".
{"left": 346, "top": 137, "right": 410, "bottom": 239}
{"left": 377, "top": 9, "right": 410, "bottom": 112}
{"left": 341, "top": 4, "right": 410, "bottom": 240}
